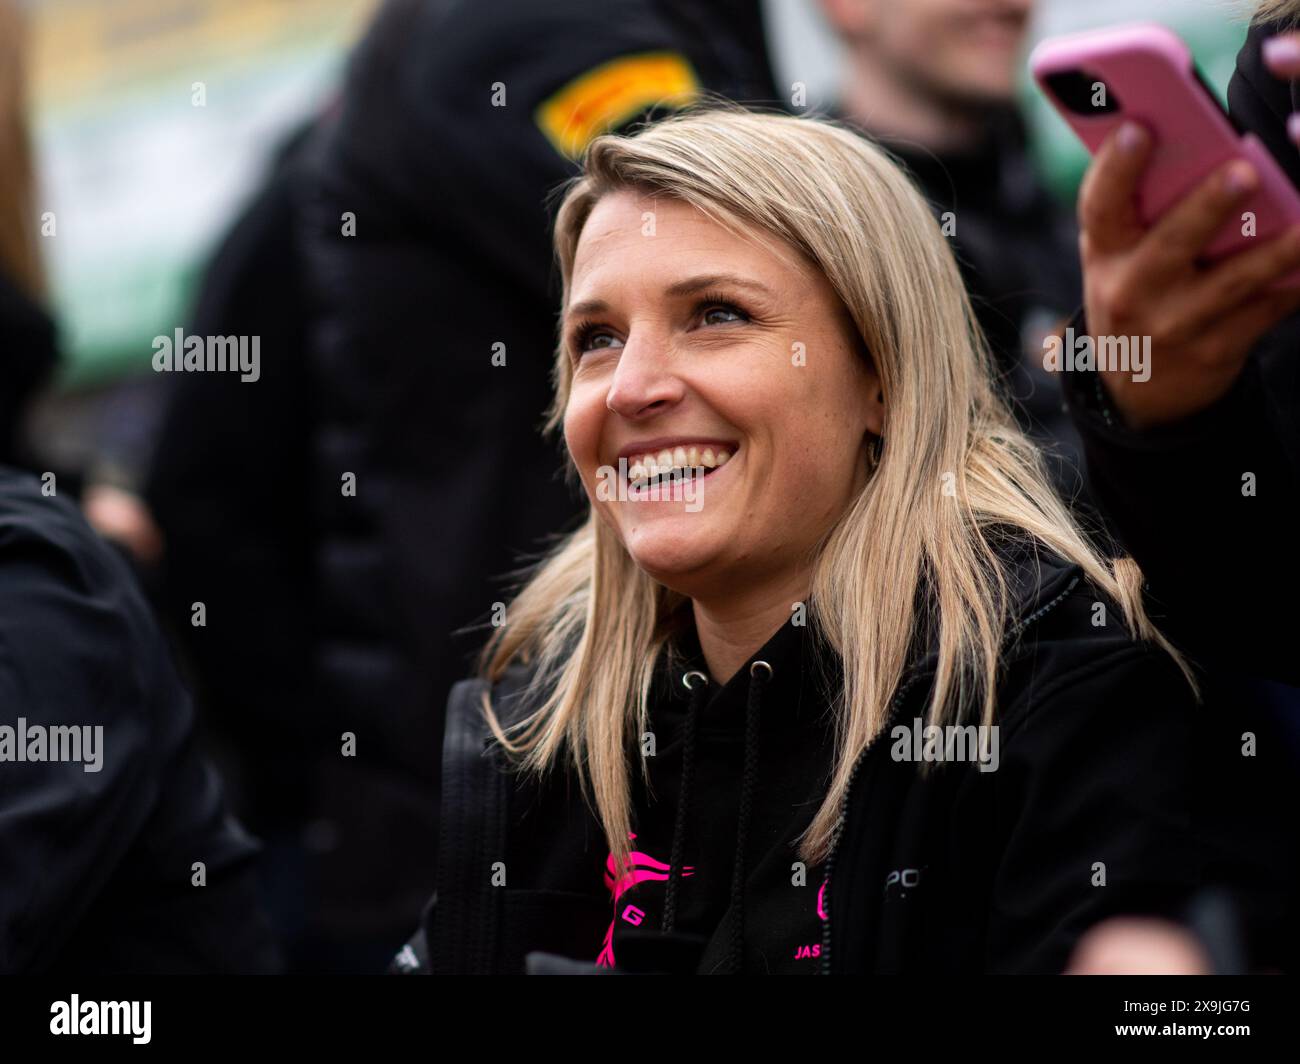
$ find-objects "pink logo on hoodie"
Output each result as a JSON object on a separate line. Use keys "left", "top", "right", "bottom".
{"left": 596, "top": 832, "right": 693, "bottom": 967}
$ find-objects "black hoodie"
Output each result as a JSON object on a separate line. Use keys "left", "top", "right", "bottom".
{"left": 394, "top": 540, "right": 1296, "bottom": 974}
{"left": 593, "top": 617, "right": 838, "bottom": 974}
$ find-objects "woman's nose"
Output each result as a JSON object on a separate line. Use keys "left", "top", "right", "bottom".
{"left": 604, "top": 334, "right": 685, "bottom": 419}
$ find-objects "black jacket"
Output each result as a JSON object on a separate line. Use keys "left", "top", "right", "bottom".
{"left": 395, "top": 541, "right": 1293, "bottom": 974}
{"left": 1062, "top": 18, "right": 1300, "bottom": 684}
{"left": 145, "top": 128, "right": 316, "bottom": 800}
{"left": 0, "top": 468, "right": 280, "bottom": 973}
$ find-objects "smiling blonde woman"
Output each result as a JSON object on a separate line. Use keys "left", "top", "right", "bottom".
{"left": 395, "top": 108, "right": 1273, "bottom": 976}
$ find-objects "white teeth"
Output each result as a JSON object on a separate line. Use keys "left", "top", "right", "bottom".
{"left": 622, "top": 444, "right": 736, "bottom": 483}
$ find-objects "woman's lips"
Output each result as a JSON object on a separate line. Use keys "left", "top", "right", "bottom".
{"left": 614, "top": 438, "right": 739, "bottom": 465}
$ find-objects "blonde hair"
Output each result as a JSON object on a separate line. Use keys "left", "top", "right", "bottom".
{"left": 477, "top": 107, "right": 1193, "bottom": 881}
{"left": 0, "top": 0, "right": 45, "bottom": 300}
{"left": 1253, "top": 0, "right": 1300, "bottom": 25}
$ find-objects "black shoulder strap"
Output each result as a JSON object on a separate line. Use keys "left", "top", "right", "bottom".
{"left": 428, "top": 668, "right": 532, "bottom": 974}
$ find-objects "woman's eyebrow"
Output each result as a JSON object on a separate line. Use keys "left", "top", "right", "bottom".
{"left": 664, "top": 273, "right": 775, "bottom": 299}
{"left": 565, "top": 298, "right": 608, "bottom": 319}
{"left": 564, "top": 274, "right": 775, "bottom": 322}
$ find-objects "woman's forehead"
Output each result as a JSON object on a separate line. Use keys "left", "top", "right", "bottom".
{"left": 569, "top": 193, "right": 814, "bottom": 303}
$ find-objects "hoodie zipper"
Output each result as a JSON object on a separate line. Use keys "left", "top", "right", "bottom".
{"left": 817, "top": 573, "right": 1080, "bottom": 974}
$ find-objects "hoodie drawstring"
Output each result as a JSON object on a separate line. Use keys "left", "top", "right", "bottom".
{"left": 729, "top": 659, "right": 771, "bottom": 973}
{"left": 663, "top": 669, "right": 708, "bottom": 935}
{"left": 662, "top": 659, "right": 772, "bottom": 975}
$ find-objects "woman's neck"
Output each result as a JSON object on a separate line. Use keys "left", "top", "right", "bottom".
{"left": 691, "top": 570, "right": 810, "bottom": 685}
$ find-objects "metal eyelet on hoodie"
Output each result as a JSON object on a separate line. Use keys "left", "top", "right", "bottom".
{"left": 682, "top": 670, "right": 709, "bottom": 690}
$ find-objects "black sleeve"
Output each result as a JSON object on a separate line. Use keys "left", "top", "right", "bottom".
{"left": 0, "top": 474, "right": 280, "bottom": 973}
{"left": 1062, "top": 305, "right": 1300, "bottom": 684}
{"left": 987, "top": 638, "right": 1292, "bottom": 973}
{"left": 988, "top": 643, "right": 1201, "bottom": 972}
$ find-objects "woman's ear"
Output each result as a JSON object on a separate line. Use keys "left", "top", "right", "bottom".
{"left": 862, "top": 377, "right": 885, "bottom": 440}
{"left": 855, "top": 334, "right": 885, "bottom": 437}
{"left": 869, "top": 388, "right": 885, "bottom": 437}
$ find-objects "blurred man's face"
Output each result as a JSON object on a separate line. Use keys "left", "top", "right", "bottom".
{"left": 829, "top": 0, "right": 1034, "bottom": 106}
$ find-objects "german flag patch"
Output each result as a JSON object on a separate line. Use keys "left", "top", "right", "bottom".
{"left": 536, "top": 51, "right": 701, "bottom": 160}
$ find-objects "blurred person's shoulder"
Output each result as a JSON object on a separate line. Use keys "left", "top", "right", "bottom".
{"left": 356, "top": 0, "right": 693, "bottom": 86}
{"left": 320, "top": 0, "right": 717, "bottom": 208}
{"left": 0, "top": 467, "right": 159, "bottom": 657}
{"left": 0, "top": 467, "right": 99, "bottom": 562}
{"left": 433, "top": 0, "right": 688, "bottom": 54}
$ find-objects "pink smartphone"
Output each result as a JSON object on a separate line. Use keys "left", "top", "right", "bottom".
{"left": 1030, "top": 22, "right": 1300, "bottom": 283}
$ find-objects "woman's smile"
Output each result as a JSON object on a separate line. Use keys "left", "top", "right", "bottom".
{"left": 616, "top": 445, "right": 737, "bottom": 512}
{"left": 613, "top": 437, "right": 737, "bottom": 494}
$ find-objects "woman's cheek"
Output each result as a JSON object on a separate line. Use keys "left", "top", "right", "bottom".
{"left": 782, "top": 452, "right": 849, "bottom": 520}
{"left": 562, "top": 404, "right": 599, "bottom": 480}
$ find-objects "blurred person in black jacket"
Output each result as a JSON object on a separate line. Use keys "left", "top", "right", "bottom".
{"left": 146, "top": 0, "right": 781, "bottom": 971}
{"left": 143, "top": 127, "right": 318, "bottom": 965}
{"left": 0, "top": 3, "right": 279, "bottom": 971}
{"left": 0, "top": 467, "right": 281, "bottom": 974}
{"left": 819, "top": 0, "right": 1087, "bottom": 502}
{"left": 292, "top": 0, "right": 783, "bottom": 973}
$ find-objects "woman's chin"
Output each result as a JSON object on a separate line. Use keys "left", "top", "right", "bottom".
{"left": 622, "top": 529, "right": 723, "bottom": 587}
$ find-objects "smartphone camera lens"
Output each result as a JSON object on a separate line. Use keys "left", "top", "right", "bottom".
{"left": 1043, "top": 69, "right": 1120, "bottom": 115}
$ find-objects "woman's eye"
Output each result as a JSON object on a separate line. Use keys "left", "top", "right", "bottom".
{"left": 701, "top": 303, "right": 747, "bottom": 326}
{"left": 576, "top": 330, "right": 623, "bottom": 355}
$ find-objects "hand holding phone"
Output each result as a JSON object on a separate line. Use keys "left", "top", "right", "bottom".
{"left": 1032, "top": 22, "right": 1300, "bottom": 277}
{"left": 1030, "top": 23, "right": 1300, "bottom": 430}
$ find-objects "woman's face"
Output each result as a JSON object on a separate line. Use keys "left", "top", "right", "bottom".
{"left": 562, "top": 190, "right": 884, "bottom": 602}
